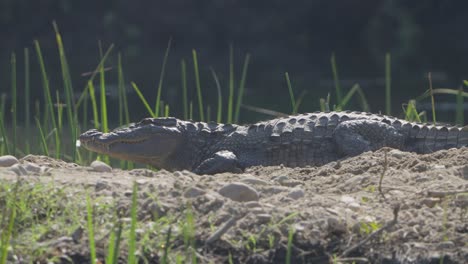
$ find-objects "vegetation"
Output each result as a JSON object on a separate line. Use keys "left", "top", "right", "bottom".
{"left": 1, "top": 25, "right": 468, "bottom": 263}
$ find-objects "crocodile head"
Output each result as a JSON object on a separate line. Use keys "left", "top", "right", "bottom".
{"left": 79, "top": 117, "right": 189, "bottom": 170}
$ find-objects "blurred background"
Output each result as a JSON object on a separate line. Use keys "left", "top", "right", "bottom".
{"left": 1, "top": 0, "right": 468, "bottom": 123}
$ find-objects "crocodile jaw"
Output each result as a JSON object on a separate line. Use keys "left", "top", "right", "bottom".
{"left": 79, "top": 127, "right": 183, "bottom": 167}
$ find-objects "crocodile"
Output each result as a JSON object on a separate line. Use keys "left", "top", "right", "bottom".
{"left": 79, "top": 111, "right": 468, "bottom": 174}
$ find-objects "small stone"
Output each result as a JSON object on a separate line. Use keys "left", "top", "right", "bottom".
{"left": 256, "top": 213, "right": 272, "bottom": 223}
{"left": 455, "top": 195, "right": 468, "bottom": 208}
{"left": 241, "top": 177, "right": 269, "bottom": 185}
{"left": 436, "top": 241, "right": 455, "bottom": 250}
{"left": 9, "top": 164, "right": 28, "bottom": 176}
{"left": 95, "top": 180, "right": 110, "bottom": 192}
{"left": 421, "top": 198, "right": 440, "bottom": 208}
{"left": 245, "top": 201, "right": 262, "bottom": 208}
{"left": 340, "top": 195, "right": 356, "bottom": 204}
{"left": 218, "top": 182, "right": 259, "bottom": 202}
{"left": 250, "top": 207, "right": 265, "bottom": 214}
{"left": 0, "top": 155, "right": 19, "bottom": 167}
{"left": 388, "top": 149, "right": 409, "bottom": 159}
{"left": 327, "top": 217, "right": 347, "bottom": 235}
{"left": 264, "top": 186, "right": 289, "bottom": 194}
{"left": 147, "top": 202, "right": 167, "bottom": 217}
{"left": 91, "top": 160, "right": 112, "bottom": 172}
{"left": 287, "top": 188, "right": 305, "bottom": 200}
{"left": 347, "top": 202, "right": 361, "bottom": 211}
{"left": 23, "top": 162, "right": 41, "bottom": 173}
{"left": 184, "top": 186, "right": 206, "bottom": 198}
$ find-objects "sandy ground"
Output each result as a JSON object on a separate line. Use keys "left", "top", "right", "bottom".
{"left": 1, "top": 148, "right": 467, "bottom": 263}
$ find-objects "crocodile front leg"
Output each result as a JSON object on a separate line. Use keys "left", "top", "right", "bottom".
{"left": 193, "top": 150, "right": 243, "bottom": 175}
{"left": 333, "top": 119, "right": 405, "bottom": 157}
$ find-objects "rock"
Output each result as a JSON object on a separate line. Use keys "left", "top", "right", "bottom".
{"left": 95, "top": 180, "right": 110, "bottom": 192}
{"left": 0, "top": 155, "right": 19, "bottom": 167}
{"left": 184, "top": 186, "right": 206, "bottom": 198}
{"left": 264, "top": 186, "right": 289, "bottom": 194}
{"left": 340, "top": 195, "right": 356, "bottom": 204}
{"left": 9, "top": 164, "right": 28, "bottom": 176}
{"left": 218, "top": 182, "right": 259, "bottom": 202}
{"left": 244, "top": 201, "right": 262, "bottom": 208}
{"left": 256, "top": 213, "right": 272, "bottom": 223}
{"left": 327, "top": 217, "right": 347, "bottom": 235}
{"left": 421, "top": 198, "right": 440, "bottom": 208}
{"left": 23, "top": 162, "right": 41, "bottom": 173}
{"left": 91, "top": 160, "right": 112, "bottom": 172}
{"left": 287, "top": 188, "right": 305, "bottom": 200}
{"left": 388, "top": 149, "right": 409, "bottom": 159}
{"left": 437, "top": 241, "right": 455, "bottom": 250}
{"left": 240, "top": 176, "right": 270, "bottom": 186}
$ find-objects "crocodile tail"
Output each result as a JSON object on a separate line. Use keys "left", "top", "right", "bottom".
{"left": 406, "top": 124, "right": 468, "bottom": 153}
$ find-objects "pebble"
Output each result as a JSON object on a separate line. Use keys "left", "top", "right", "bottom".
{"left": 91, "top": 160, "right": 112, "bottom": 172}
{"left": 421, "top": 198, "right": 440, "bottom": 208}
{"left": 218, "top": 182, "right": 259, "bottom": 202}
{"left": 436, "top": 241, "right": 455, "bottom": 250}
{"left": 23, "top": 162, "right": 41, "bottom": 173}
{"left": 0, "top": 155, "right": 19, "bottom": 167}
{"left": 95, "top": 180, "right": 110, "bottom": 192}
{"left": 241, "top": 177, "right": 270, "bottom": 186}
{"left": 388, "top": 149, "right": 409, "bottom": 159}
{"left": 264, "top": 186, "right": 289, "bottom": 194}
{"left": 256, "top": 213, "right": 272, "bottom": 223}
{"left": 327, "top": 217, "right": 347, "bottom": 234}
{"left": 287, "top": 188, "right": 305, "bottom": 200}
{"left": 9, "top": 164, "right": 28, "bottom": 176}
{"left": 244, "top": 201, "right": 262, "bottom": 208}
{"left": 184, "top": 186, "right": 206, "bottom": 198}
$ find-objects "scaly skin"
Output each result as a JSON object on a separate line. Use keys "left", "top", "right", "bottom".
{"left": 79, "top": 111, "right": 468, "bottom": 174}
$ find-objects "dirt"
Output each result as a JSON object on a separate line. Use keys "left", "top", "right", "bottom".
{"left": 1, "top": 148, "right": 467, "bottom": 264}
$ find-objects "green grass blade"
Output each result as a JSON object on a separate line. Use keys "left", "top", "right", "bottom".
{"left": 34, "top": 118, "right": 49, "bottom": 163}
{"left": 385, "top": 53, "right": 392, "bottom": 115}
{"left": 234, "top": 53, "right": 250, "bottom": 123}
{"left": 131, "top": 82, "right": 155, "bottom": 117}
{"left": 181, "top": 59, "right": 188, "bottom": 120}
{"left": 10, "top": 53, "right": 16, "bottom": 156}
{"left": 88, "top": 81, "right": 100, "bottom": 129}
{"left": 0, "top": 95, "right": 9, "bottom": 155}
{"left": 161, "top": 227, "right": 172, "bottom": 264}
{"left": 34, "top": 40, "right": 60, "bottom": 159}
{"left": 456, "top": 88, "right": 464, "bottom": 125}
{"left": 0, "top": 181, "right": 18, "bottom": 264}
{"left": 285, "top": 72, "right": 297, "bottom": 114}
{"left": 86, "top": 194, "right": 96, "bottom": 264}
{"left": 210, "top": 68, "right": 223, "bottom": 123}
{"left": 164, "top": 104, "right": 170, "bottom": 117}
{"left": 331, "top": 53, "right": 343, "bottom": 103}
{"left": 154, "top": 38, "right": 172, "bottom": 117}
{"left": 106, "top": 222, "right": 123, "bottom": 264}
{"left": 75, "top": 44, "right": 114, "bottom": 110}
{"left": 335, "top": 84, "right": 369, "bottom": 112}
{"left": 227, "top": 45, "right": 234, "bottom": 123}
{"left": 286, "top": 226, "right": 295, "bottom": 264}
{"left": 127, "top": 181, "right": 138, "bottom": 264}
{"left": 428, "top": 73, "right": 436, "bottom": 124}
{"left": 98, "top": 42, "right": 109, "bottom": 134}
{"left": 189, "top": 101, "right": 193, "bottom": 120}
{"left": 192, "top": 50, "right": 204, "bottom": 121}
{"left": 24, "top": 48, "right": 30, "bottom": 153}
{"left": 54, "top": 22, "right": 77, "bottom": 161}
{"left": 56, "top": 90, "right": 64, "bottom": 133}
{"left": 117, "top": 53, "right": 130, "bottom": 126}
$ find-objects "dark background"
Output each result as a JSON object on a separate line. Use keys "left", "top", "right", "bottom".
{"left": 1, "top": 0, "right": 468, "bottom": 123}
